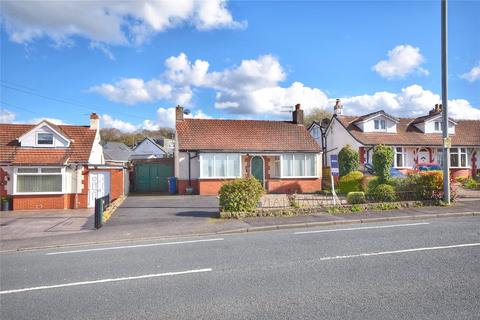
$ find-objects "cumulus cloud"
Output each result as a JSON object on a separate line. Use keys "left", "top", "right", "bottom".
{"left": 101, "top": 114, "right": 138, "bottom": 132}
{"left": 0, "top": 108, "right": 16, "bottom": 123}
{"left": 0, "top": 0, "right": 245, "bottom": 50}
{"left": 460, "top": 63, "right": 480, "bottom": 82}
{"left": 373, "top": 45, "right": 429, "bottom": 79}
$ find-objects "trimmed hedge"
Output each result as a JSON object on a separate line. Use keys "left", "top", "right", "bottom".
{"left": 370, "top": 183, "right": 397, "bottom": 202}
{"left": 339, "top": 171, "right": 364, "bottom": 194}
{"left": 372, "top": 145, "right": 394, "bottom": 182}
{"left": 219, "top": 178, "right": 265, "bottom": 212}
{"left": 347, "top": 191, "right": 366, "bottom": 204}
{"left": 338, "top": 145, "right": 359, "bottom": 176}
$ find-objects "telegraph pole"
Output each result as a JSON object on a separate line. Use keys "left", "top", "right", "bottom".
{"left": 441, "top": 0, "right": 451, "bottom": 204}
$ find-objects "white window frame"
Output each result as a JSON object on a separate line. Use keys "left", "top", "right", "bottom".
{"left": 450, "top": 148, "right": 469, "bottom": 168}
{"left": 13, "top": 166, "right": 65, "bottom": 195}
{"left": 394, "top": 147, "right": 408, "bottom": 168}
{"left": 35, "top": 132, "right": 55, "bottom": 147}
{"left": 199, "top": 153, "right": 242, "bottom": 179}
{"left": 280, "top": 153, "right": 318, "bottom": 178}
{"left": 434, "top": 121, "right": 442, "bottom": 132}
{"left": 374, "top": 119, "right": 386, "bottom": 131}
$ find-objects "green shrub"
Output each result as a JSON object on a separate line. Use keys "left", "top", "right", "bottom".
{"left": 372, "top": 145, "right": 394, "bottom": 182}
{"left": 339, "top": 171, "right": 364, "bottom": 194}
{"left": 461, "top": 177, "right": 478, "bottom": 190}
{"left": 338, "top": 145, "right": 359, "bottom": 176}
{"left": 219, "top": 178, "right": 265, "bottom": 212}
{"left": 350, "top": 204, "right": 363, "bottom": 212}
{"left": 347, "top": 191, "right": 366, "bottom": 204}
{"left": 370, "top": 184, "right": 397, "bottom": 202}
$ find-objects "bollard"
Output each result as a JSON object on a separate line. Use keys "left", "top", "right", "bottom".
{"left": 94, "top": 198, "right": 104, "bottom": 229}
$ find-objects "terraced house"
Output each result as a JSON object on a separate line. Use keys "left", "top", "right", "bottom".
{"left": 175, "top": 105, "right": 322, "bottom": 195}
{"left": 309, "top": 102, "right": 480, "bottom": 178}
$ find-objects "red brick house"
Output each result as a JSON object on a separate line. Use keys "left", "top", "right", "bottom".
{"left": 0, "top": 113, "right": 127, "bottom": 210}
{"left": 175, "top": 105, "right": 322, "bottom": 195}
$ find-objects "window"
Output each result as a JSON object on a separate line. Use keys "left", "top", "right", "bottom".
{"left": 394, "top": 147, "right": 407, "bottom": 168}
{"left": 374, "top": 119, "right": 386, "bottom": 130}
{"left": 437, "top": 148, "right": 443, "bottom": 167}
{"left": 434, "top": 121, "right": 442, "bottom": 132}
{"left": 37, "top": 133, "right": 54, "bottom": 145}
{"left": 450, "top": 148, "right": 468, "bottom": 167}
{"left": 200, "top": 153, "right": 240, "bottom": 178}
{"left": 16, "top": 167, "right": 63, "bottom": 193}
{"left": 281, "top": 154, "right": 317, "bottom": 177}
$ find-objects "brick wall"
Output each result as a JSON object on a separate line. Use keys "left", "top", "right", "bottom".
{"left": 178, "top": 179, "right": 199, "bottom": 194}
{"left": 450, "top": 168, "right": 472, "bottom": 179}
{"left": 13, "top": 194, "right": 67, "bottom": 210}
{"left": 266, "top": 178, "right": 321, "bottom": 194}
{"left": 109, "top": 168, "right": 124, "bottom": 200}
{"left": 198, "top": 179, "right": 235, "bottom": 195}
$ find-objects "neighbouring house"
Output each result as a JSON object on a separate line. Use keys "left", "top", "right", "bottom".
{"left": 309, "top": 101, "right": 480, "bottom": 179}
{"left": 175, "top": 104, "right": 322, "bottom": 195}
{"left": 0, "top": 113, "right": 127, "bottom": 210}
{"left": 155, "top": 138, "right": 175, "bottom": 156}
{"left": 102, "top": 141, "right": 132, "bottom": 195}
{"left": 130, "top": 137, "right": 168, "bottom": 160}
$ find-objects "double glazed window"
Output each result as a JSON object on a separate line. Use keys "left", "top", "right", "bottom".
{"left": 434, "top": 121, "right": 443, "bottom": 132}
{"left": 374, "top": 119, "right": 386, "bottom": 130}
{"left": 16, "top": 167, "right": 63, "bottom": 193}
{"left": 281, "top": 154, "right": 317, "bottom": 177}
{"left": 37, "top": 133, "right": 54, "bottom": 146}
{"left": 200, "top": 154, "right": 241, "bottom": 178}
{"left": 450, "top": 148, "right": 468, "bottom": 168}
{"left": 394, "top": 147, "right": 407, "bottom": 168}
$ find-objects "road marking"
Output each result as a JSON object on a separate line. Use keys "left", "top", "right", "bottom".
{"left": 294, "top": 222, "right": 430, "bottom": 235}
{"left": 319, "top": 242, "right": 480, "bottom": 261}
{"left": 0, "top": 268, "right": 212, "bottom": 295}
{"left": 46, "top": 238, "right": 224, "bottom": 255}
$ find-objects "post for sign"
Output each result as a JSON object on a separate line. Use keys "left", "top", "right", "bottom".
{"left": 330, "top": 155, "right": 340, "bottom": 206}
{"left": 441, "top": 0, "right": 451, "bottom": 204}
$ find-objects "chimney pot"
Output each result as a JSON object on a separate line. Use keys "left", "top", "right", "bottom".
{"left": 292, "top": 103, "right": 304, "bottom": 125}
{"left": 175, "top": 105, "right": 184, "bottom": 122}
{"left": 295, "top": 103, "right": 301, "bottom": 111}
{"left": 90, "top": 113, "right": 100, "bottom": 130}
{"left": 334, "top": 99, "right": 343, "bottom": 115}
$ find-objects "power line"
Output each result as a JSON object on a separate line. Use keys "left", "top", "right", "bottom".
{"left": 1, "top": 100, "right": 42, "bottom": 116}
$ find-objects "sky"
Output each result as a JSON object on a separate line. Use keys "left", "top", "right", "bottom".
{"left": 1, "top": 0, "right": 479, "bottom": 131}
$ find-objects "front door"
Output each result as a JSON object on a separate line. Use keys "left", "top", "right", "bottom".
{"left": 88, "top": 171, "right": 110, "bottom": 208}
{"left": 251, "top": 156, "right": 264, "bottom": 187}
{"left": 418, "top": 148, "right": 430, "bottom": 163}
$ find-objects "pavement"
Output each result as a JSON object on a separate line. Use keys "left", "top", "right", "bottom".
{"left": 1, "top": 194, "right": 479, "bottom": 252}
{"left": 1, "top": 216, "right": 479, "bottom": 319}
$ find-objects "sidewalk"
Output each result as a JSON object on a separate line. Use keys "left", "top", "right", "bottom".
{"left": 1, "top": 199, "right": 479, "bottom": 252}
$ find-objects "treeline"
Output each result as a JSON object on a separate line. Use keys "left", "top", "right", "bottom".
{"left": 100, "top": 128, "right": 174, "bottom": 147}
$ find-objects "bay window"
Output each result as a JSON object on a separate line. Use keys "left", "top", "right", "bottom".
{"left": 200, "top": 153, "right": 241, "bottom": 178}
{"left": 394, "top": 147, "right": 407, "bottom": 168}
{"left": 281, "top": 154, "right": 317, "bottom": 177}
{"left": 15, "top": 167, "right": 63, "bottom": 193}
{"left": 450, "top": 148, "right": 468, "bottom": 168}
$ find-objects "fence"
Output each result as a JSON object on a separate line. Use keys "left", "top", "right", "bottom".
{"left": 94, "top": 194, "right": 110, "bottom": 229}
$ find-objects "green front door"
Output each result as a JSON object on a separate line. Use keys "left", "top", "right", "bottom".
{"left": 251, "top": 156, "right": 264, "bottom": 186}
{"left": 135, "top": 163, "right": 173, "bottom": 192}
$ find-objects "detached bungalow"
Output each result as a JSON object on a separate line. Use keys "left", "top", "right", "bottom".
{"left": 175, "top": 105, "right": 322, "bottom": 195}
{"left": 0, "top": 113, "right": 126, "bottom": 210}
{"left": 309, "top": 102, "right": 480, "bottom": 178}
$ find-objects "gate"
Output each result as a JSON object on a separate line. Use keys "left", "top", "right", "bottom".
{"left": 88, "top": 171, "right": 110, "bottom": 208}
{"left": 134, "top": 160, "right": 173, "bottom": 192}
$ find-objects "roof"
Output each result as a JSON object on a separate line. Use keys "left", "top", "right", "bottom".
{"left": 103, "top": 142, "right": 132, "bottom": 162}
{"left": 335, "top": 115, "right": 480, "bottom": 147}
{"left": 176, "top": 119, "right": 321, "bottom": 152}
{"left": 133, "top": 137, "right": 167, "bottom": 153}
{"left": 352, "top": 110, "right": 399, "bottom": 124}
{"left": 410, "top": 111, "right": 457, "bottom": 125}
{"left": 0, "top": 123, "right": 97, "bottom": 165}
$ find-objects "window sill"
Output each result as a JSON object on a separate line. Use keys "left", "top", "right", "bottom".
{"left": 13, "top": 192, "right": 64, "bottom": 195}
{"left": 199, "top": 177, "right": 241, "bottom": 180}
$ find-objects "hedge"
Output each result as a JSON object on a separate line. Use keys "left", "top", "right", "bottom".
{"left": 372, "top": 145, "right": 394, "bottom": 182}
{"left": 219, "top": 178, "right": 265, "bottom": 212}
{"left": 339, "top": 170, "right": 364, "bottom": 194}
{"left": 338, "top": 145, "right": 359, "bottom": 176}
{"left": 347, "top": 191, "right": 366, "bottom": 204}
{"left": 370, "top": 183, "right": 397, "bottom": 202}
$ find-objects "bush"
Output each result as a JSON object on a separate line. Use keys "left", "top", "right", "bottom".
{"left": 339, "top": 171, "right": 364, "bottom": 194}
{"left": 370, "top": 184, "right": 397, "bottom": 202}
{"left": 372, "top": 145, "right": 394, "bottom": 182}
{"left": 460, "top": 177, "right": 478, "bottom": 190}
{"left": 338, "top": 145, "right": 359, "bottom": 176}
{"left": 347, "top": 191, "right": 366, "bottom": 204}
{"left": 219, "top": 178, "right": 265, "bottom": 212}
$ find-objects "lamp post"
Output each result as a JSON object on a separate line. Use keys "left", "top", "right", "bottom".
{"left": 441, "top": 0, "right": 451, "bottom": 204}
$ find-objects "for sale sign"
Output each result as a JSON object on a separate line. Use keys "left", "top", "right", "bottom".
{"left": 330, "top": 154, "right": 339, "bottom": 176}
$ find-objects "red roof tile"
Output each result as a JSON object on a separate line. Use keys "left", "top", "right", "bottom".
{"left": 176, "top": 119, "right": 321, "bottom": 152}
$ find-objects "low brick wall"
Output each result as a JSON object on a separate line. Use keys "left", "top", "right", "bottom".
{"left": 266, "top": 178, "right": 321, "bottom": 194}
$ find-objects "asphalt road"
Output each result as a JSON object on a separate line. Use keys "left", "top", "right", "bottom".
{"left": 1, "top": 216, "right": 479, "bottom": 319}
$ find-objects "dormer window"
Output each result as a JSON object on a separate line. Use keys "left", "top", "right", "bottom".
{"left": 374, "top": 119, "right": 386, "bottom": 131}
{"left": 37, "top": 132, "right": 54, "bottom": 146}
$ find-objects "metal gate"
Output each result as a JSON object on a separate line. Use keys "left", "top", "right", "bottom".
{"left": 134, "top": 162, "right": 173, "bottom": 192}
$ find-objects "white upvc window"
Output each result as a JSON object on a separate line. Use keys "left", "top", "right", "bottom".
{"left": 200, "top": 153, "right": 241, "bottom": 178}
{"left": 374, "top": 119, "right": 386, "bottom": 131}
{"left": 281, "top": 154, "right": 318, "bottom": 178}
{"left": 394, "top": 147, "right": 407, "bottom": 168}
{"left": 450, "top": 148, "right": 469, "bottom": 168}
{"left": 36, "top": 132, "right": 54, "bottom": 146}
{"left": 434, "top": 121, "right": 443, "bottom": 132}
{"left": 14, "top": 167, "right": 64, "bottom": 194}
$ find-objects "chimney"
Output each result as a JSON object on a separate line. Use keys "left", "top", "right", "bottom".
{"left": 430, "top": 104, "right": 443, "bottom": 115}
{"left": 334, "top": 99, "right": 343, "bottom": 116}
{"left": 90, "top": 113, "right": 100, "bottom": 130}
{"left": 175, "top": 105, "right": 184, "bottom": 122}
{"left": 292, "top": 103, "right": 304, "bottom": 125}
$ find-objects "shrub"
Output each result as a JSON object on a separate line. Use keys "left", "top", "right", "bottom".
{"left": 372, "top": 145, "right": 394, "bottom": 182}
{"left": 350, "top": 204, "right": 363, "bottom": 212}
{"left": 219, "top": 178, "right": 265, "bottom": 212}
{"left": 416, "top": 171, "right": 443, "bottom": 200}
{"left": 347, "top": 191, "right": 366, "bottom": 204}
{"left": 370, "top": 184, "right": 397, "bottom": 202}
{"left": 461, "top": 177, "right": 478, "bottom": 190}
{"left": 339, "top": 171, "right": 364, "bottom": 194}
{"left": 338, "top": 145, "right": 359, "bottom": 176}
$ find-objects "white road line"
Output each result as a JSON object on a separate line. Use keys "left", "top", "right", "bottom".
{"left": 294, "top": 222, "right": 430, "bottom": 235}
{"left": 319, "top": 243, "right": 480, "bottom": 261}
{"left": 46, "top": 238, "right": 224, "bottom": 255}
{"left": 0, "top": 268, "right": 212, "bottom": 295}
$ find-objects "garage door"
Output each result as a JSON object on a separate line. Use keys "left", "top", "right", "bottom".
{"left": 88, "top": 171, "right": 110, "bottom": 208}
{"left": 134, "top": 163, "right": 173, "bottom": 192}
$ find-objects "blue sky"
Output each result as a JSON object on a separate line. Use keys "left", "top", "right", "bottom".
{"left": 1, "top": 0, "right": 479, "bottom": 130}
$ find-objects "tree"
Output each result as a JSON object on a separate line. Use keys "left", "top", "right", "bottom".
{"left": 304, "top": 107, "right": 331, "bottom": 128}
{"left": 338, "top": 145, "right": 359, "bottom": 176}
{"left": 372, "top": 145, "right": 394, "bottom": 182}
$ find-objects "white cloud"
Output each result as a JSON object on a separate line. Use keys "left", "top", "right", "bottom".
{"left": 101, "top": 114, "right": 138, "bottom": 132}
{"left": 373, "top": 45, "right": 428, "bottom": 79}
{"left": 0, "top": 108, "right": 16, "bottom": 123}
{"left": 0, "top": 0, "right": 245, "bottom": 49}
{"left": 460, "top": 63, "right": 480, "bottom": 82}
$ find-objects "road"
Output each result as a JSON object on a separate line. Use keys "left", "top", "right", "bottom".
{"left": 1, "top": 216, "right": 479, "bottom": 319}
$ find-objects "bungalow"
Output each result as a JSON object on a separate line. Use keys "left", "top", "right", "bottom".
{"left": 0, "top": 113, "right": 126, "bottom": 210}
{"left": 308, "top": 101, "right": 480, "bottom": 179}
{"left": 175, "top": 104, "right": 322, "bottom": 195}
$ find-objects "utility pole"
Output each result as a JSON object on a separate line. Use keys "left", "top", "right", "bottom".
{"left": 441, "top": 0, "right": 451, "bottom": 204}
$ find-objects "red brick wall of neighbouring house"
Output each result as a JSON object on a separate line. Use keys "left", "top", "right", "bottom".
{"left": 266, "top": 178, "right": 321, "bottom": 194}
{"left": 450, "top": 168, "right": 472, "bottom": 179}
{"left": 198, "top": 179, "right": 235, "bottom": 195}
{"left": 13, "top": 194, "right": 68, "bottom": 210}
{"left": 359, "top": 147, "right": 365, "bottom": 164}
{"left": 178, "top": 179, "right": 199, "bottom": 195}
{"left": 109, "top": 169, "right": 124, "bottom": 201}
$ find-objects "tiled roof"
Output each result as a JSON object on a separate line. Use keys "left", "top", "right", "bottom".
{"left": 0, "top": 123, "right": 97, "bottom": 165}
{"left": 176, "top": 119, "right": 321, "bottom": 152}
{"left": 352, "top": 110, "right": 399, "bottom": 123}
{"left": 336, "top": 115, "right": 480, "bottom": 146}
{"left": 103, "top": 142, "right": 132, "bottom": 161}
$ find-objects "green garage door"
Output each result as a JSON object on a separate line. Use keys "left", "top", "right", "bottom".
{"left": 134, "top": 163, "right": 173, "bottom": 192}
